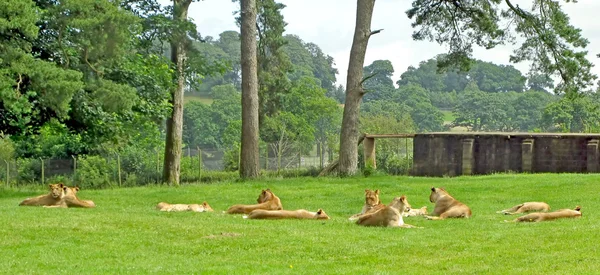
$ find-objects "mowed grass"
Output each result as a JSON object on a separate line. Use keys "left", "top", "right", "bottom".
{"left": 184, "top": 94, "right": 213, "bottom": 105}
{"left": 1, "top": 174, "right": 599, "bottom": 274}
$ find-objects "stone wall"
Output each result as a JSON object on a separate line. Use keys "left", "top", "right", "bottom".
{"left": 411, "top": 132, "right": 600, "bottom": 177}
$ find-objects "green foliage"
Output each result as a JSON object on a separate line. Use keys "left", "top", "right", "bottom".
{"left": 407, "top": 0, "right": 596, "bottom": 94}
{"left": 542, "top": 94, "right": 600, "bottom": 132}
{"left": 394, "top": 84, "right": 444, "bottom": 132}
{"left": 74, "top": 155, "right": 113, "bottom": 189}
{"left": 362, "top": 60, "right": 396, "bottom": 102}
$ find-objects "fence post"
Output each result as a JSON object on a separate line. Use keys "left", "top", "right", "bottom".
{"left": 15, "top": 159, "right": 18, "bottom": 186}
{"left": 197, "top": 147, "right": 202, "bottom": 182}
{"left": 40, "top": 158, "right": 44, "bottom": 185}
{"left": 156, "top": 150, "right": 160, "bottom": 183}
{"left": 72, "top": 155, "right": 77, "bottom": 184}
{"left": 117, "top": 154, "right": 122, "bottom": 187}
{"left": 4, "top": 160, "right": 8, "bottom": 186}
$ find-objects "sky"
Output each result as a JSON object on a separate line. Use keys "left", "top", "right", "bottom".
{"left": 184, "top": 0, "right": 600, "bottom": 88}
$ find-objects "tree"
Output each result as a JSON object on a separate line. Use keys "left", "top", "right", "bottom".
{"left": 338, "top": 0, "right": 379, "bottom": 176}
{"left": 362, "top": 60, "right": 396, "bottom": 102}
{"left": 239, "top": 0, "right": 260, "bottom": 178}
{"left": 527, "top": 72, "right": 555, "bottom": 93}
{"left": 407, "top": 0, "right": 596, "bottom": 95}
{"left": 163, "top": 0, "right": 194, "bottom": 185}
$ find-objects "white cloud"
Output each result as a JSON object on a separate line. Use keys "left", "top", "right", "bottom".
{"left": 187, "top": 0, "right": 600, "bottom": 88}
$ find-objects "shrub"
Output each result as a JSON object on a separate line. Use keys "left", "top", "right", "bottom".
{"left": 75, "top": 155, "right": 114, "bottom": 189}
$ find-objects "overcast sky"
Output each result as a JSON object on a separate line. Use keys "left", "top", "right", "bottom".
{"left": 184, "top": 0, "right": 600, "bottom": 88}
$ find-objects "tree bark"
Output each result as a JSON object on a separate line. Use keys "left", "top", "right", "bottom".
{"left": 338, "top": 0, "right": 377, "bottom": 176}
{"left": 163, "top": 0, "right": 192, "bottom": 185}
{"left": 239, "top": 0, "right": 260, "bottom": 179}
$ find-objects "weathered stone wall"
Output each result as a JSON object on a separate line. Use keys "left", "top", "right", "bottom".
{"left": 411, "top": 132, "right": 600, "bottom": 177}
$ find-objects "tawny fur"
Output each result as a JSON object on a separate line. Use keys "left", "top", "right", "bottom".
{"left": 496, "top": 202, "right": 550, "bottom": 215}
{"left": 507, "top": 206, "right": 582, "bottom": 223}
{"left": 156, "top": 201, "right": 214, "bottom": 212}
{"left": 356, "top": 196, "right": 420, "bottom": 228}
{"left": 244, "top": 209, "right": 330, "bottom": 220}
{"left": 62, "top": 186, "right": 96, "bottom": 208}
{"left": 349, "top": 189, "right": 386, "bottom": 219}
{"left": 425, "top": 187, "right": 472, "bottom": 220}
{"left": 19, "top": 183, "right": 66, "bottom": 207}
{"left": 226, "top": 189, "right": 283, "bottom": 214}
{"left": 403, "top": 206, "right": 428, "bottom": 217}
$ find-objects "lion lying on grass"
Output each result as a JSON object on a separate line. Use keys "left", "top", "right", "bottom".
{"left": 349, "top": 189, "right": 385, "bottom": 219}
{"left": 19, "top": 183, "right": 66, "bottom": 207}
{"left": 42, "top": 185, "right": 96, "bottom": 208}
{"left": 243, "top": 209, "right": 330, "bottom": 220}
{"left": 356, "top": 196, "right": 420, "bottom": 228}
{"left": 425, "top": 187, "right": 471, "bottom": 220}
{"left": 497, "top": 202, "right": 550, "bottom": 215}
{"left": 506, "top": 206, "right": 582, "bottom": 223}
{"left": 156, "top": 201, "right": 214, "bottom": 212}
{"left": 403, "top": 206, "right": 428, "bottom": 217}
{"left": 226, "top": 189, "right": 283, "bottom": 214}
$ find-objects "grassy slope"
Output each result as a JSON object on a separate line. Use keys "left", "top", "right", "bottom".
{"left": 1, "top": 174, "right": 598, "bottom": 274}
{"left": 184, "top": 94, "right": 213, "bottom": 105}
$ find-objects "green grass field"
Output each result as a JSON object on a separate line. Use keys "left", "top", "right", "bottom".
{"left": 441, "top": 110, "right": 455, "bottom": 124}
{"left": 1, "top": 174, "right": 598, "bottom": 274}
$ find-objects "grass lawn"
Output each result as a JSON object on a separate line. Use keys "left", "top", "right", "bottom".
{"left": 441, "top": 110, "right": 455, "bottom": 124}
{"left": 1, "top": 173, "right": 598, "bottom": 274}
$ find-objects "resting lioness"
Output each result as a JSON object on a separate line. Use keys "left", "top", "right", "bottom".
{"left": 356, "top": 196, "right": 420, "bottom": 228}
{"left": 403, "top": 206, "right": 428, "bottom": 217}
{"left": 226, "top": 189, "right": 283, "bottom": 214}
{"left": 507, "top": 206, "right": 582, "bottom": 223}
{"left": 243, "top": 209, "right": 330, "bottom": 220}
{"left": 156, "top": 201, "right": 214, "bottom": 212}
{"left": 349, "top": 189, "right": 385, "bottom": 219}
{"left": 19, "top": 183, "right": 66, "bottom": 207}
{"left": 425, "top": 187, "right": 472, "bottom": 220}
{"left": 497, "top": 202, "right": 550, "bottom": 215}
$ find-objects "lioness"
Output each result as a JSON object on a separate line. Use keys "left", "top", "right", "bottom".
{"left": 356, "top": 196, "right": 420, "bottom": 228}
{"left": 19, "top": 183, "right": 66, "bottom": 207}
{"left": 226, "top": 189, "right": 283, "bottom": 214}
{"left": 243, "top": 209, "right": 330, "bottom": 220}
{"left": 156, "top": 201, "right": 213, "bottom": 212}
{"left": 349, "top": 189, "right": 385, "bottom": 219}
{"left": 507, "top": 206, "right": 582, "bottom": 223}
{"left": 403, "top": 206, "right": 428, "bottom": 217}
{"left": 497, "top": 202, "right": 550, "bottom": 215}
{"left": 425, "top": 187, "right": 472, "bottom": 220}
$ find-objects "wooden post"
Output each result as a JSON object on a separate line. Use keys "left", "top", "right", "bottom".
{"left": 521, "top": 138, "right": 535, "bottom": 172}
{"left": 4, "top": 160, "right": 8, "bottom": 186}
{"left": 364, "top": 136, "right": 376, "bottom": 169}
{"left": 197, "top": 147, "right": 202, "bottom": 181}
{"left": 40, "top": 158, "right": 44, "bottom": 185}
{"left": 461, "top": 138, "right": 474, "bottom": 175}
{"left": 72, "top": 155, "right": 77, "bottom": 184}
{"left": 117, "top": 154, "right": 122, "bottom": 187}
{"left": 587, "top": 139, "right": 599, "bottom": 173}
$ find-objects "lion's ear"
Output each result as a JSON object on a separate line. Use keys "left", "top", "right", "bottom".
{"left": 59, "top": 183, "right": 64, "bottom": 188}
{"left": 431, "top": 187, "right": 436, "bottom": 192}
{"left": 317, "top": 209, "right": 323, "bottom": 214}
{"left": 75, "top": 186, "right": 80, "bottom": 192}
{"left": 375, "top": 189, "right": 380, "bottom": 195}
{"left": 364, "top": 189, "right": 369, "bottom": 193}
{"left": 400, "top": 195, "right": 406, "bottom": 201}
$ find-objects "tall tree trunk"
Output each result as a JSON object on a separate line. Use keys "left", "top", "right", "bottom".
{"left": 163, "top": 0, "right": 192, "bottom": 185}
{"left": 239, "top": 0, "right": 260, "bottom": 179}
{"left": 338, "top": 0, "right": 377, "bottom": 176}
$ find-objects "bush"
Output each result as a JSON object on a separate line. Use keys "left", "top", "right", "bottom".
{"left": 385, "top": 154, "right": 413, "bottom": 175}
{"left": 75, "top": 155, "right": 114, "bottom": 189}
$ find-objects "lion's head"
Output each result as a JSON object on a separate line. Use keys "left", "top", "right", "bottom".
{"left": 202, "top": 201, "right": 214, "bottom": 212}
{"left": 63, "top": 186, "right": 80, "bottom": 197}
{"left": 49, "top": 183, "right": 65, "bottom": 199}
{"left": 429, "top": 187, "right": 449, "bottom": 203}
{"left": 389, "top": 195, "right": 411, "bottom": 213}
{"left": 364, "top": 189, "right": 380, "bottom": 206}
{"left": 257, "top": 189, "right": 273, "bottom": 203}
{"left": 315, "top": 209, "right": 330, "bottom": 220}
